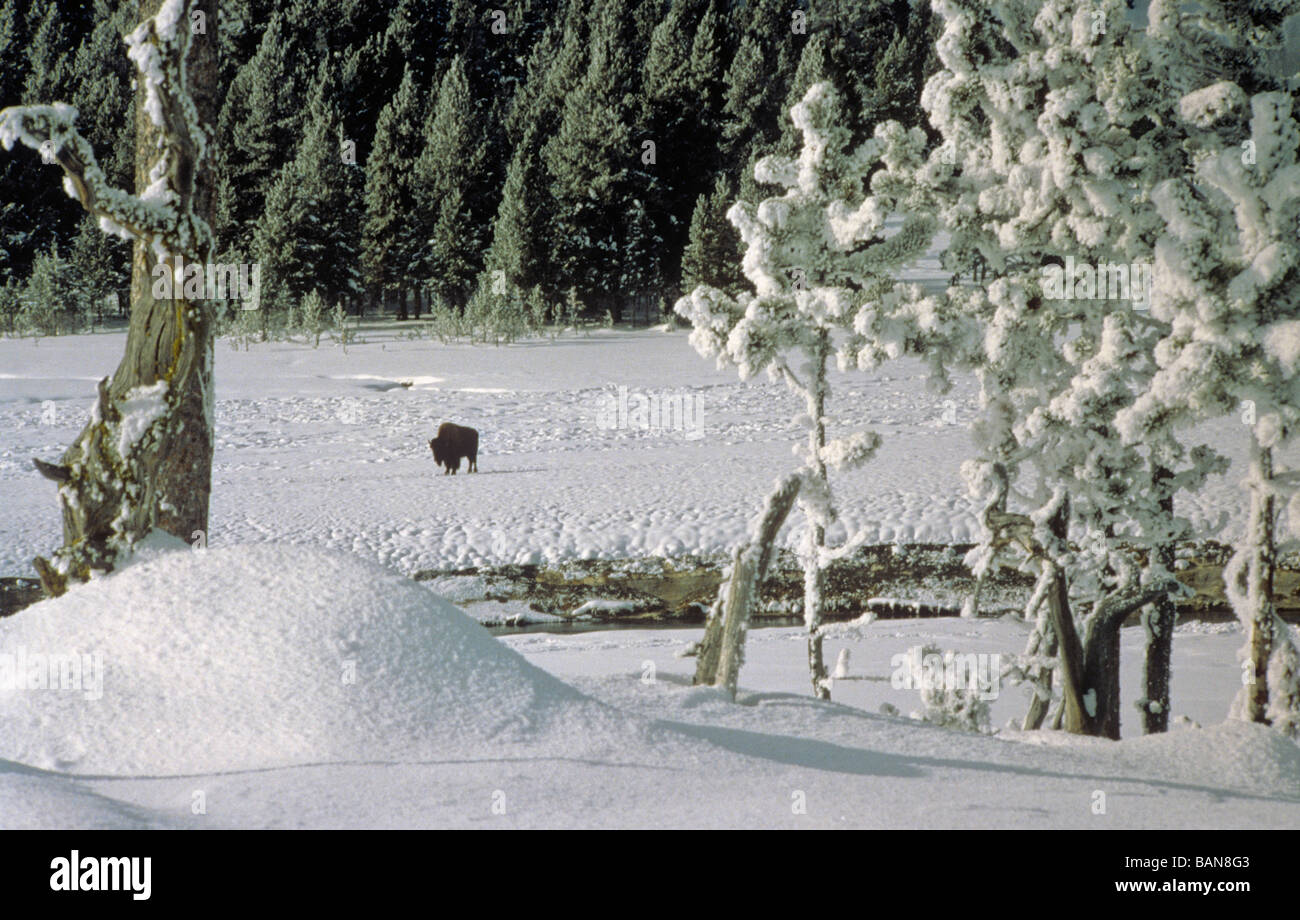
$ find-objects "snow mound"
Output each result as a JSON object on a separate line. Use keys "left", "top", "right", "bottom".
{"left": 0, "top": 544, "right": 649, "bottom": 776}
{"left": 1113, "top": 720, "right": 1300, "bottom": 799}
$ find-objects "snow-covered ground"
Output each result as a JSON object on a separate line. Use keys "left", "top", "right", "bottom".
{"left": 0, "top": 326, "right": 1278, "bottom": 575}
{"left": 1, "top": 327, "right": 1297, "bottom": 828}
{"left": 0, "top": 543, "right": 1295, "bottom": 829}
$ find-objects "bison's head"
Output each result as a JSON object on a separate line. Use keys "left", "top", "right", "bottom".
{"left": 429, "top": 437, "right": 444, "bottom": 468}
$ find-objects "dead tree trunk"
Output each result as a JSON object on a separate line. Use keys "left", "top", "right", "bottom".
{"left": 694, "top": 473, "right": 802, "bottom": 697}
{"left": 1020, "top": 568, "right": 1057, "bottom": 731}
{"left": 3, "top": 0, "right": 218, "bottom": 596}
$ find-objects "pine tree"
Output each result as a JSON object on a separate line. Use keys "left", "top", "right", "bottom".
{"left": 0, "top": 0, "right": 26, "bottom": 282}
{"left": 543, "top": 9, "right": 641, "bottom": 310}
{"left": 63, "top": 0, "right": 136, "bottom": 313}
{"left": 492, "top": 1, "right": 590, "bottom": 300}
{"left": 362, "top": 67, "right": 423, "bottom": 316}
{"left": 3, "top": 0, "right": 80, "bottom": 280}
{"left": 640, "top": 0, "right": 704, "bottom": 292}
{"left": 21, "top": 243, "right": 74, "bottom": 336}
{"left": 416, "top": 56, "right": 489, "bottom": 308}
{"left": 486, "top": 127, "right": 544, "bottom": 292}
{"left": 680, "top": 173, "right": 742, "bottom": 295}
{"left": 214, "top": 13, "right": 305, "bottom": 258}
{"left": 253, "top": 64, "right": 364, "bottom": 316}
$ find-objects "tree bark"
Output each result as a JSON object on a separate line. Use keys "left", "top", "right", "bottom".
{"left": 26, "top": 0, "right": 217, "bottom": 595}
{"left": 694, "top": 472, "right": 801, "bottom": 696}
{"left": 804, "top": 329, "right": 831, "bottom": 701}
{"left": 1141, "top": 473, "right": 1178, "bottom": 734}
{"left": 1240, "top": 439, "right": 1277, "bottom": 723}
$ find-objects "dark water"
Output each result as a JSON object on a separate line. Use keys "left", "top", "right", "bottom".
{"left": 486, "top": 609, "right": 1295, "bottom": 637}
{"left": 486, "top": 615, "right": 806, "bottom": 636}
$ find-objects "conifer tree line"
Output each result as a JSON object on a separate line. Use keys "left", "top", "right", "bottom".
{"left": 0, "top": 0, "right": 939, "bottom": 333}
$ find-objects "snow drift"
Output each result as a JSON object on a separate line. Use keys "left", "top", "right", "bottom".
{"left": 0, "top": 543, "right": 651, "bottom": 776}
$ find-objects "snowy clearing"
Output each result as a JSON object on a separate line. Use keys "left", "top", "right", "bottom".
{"left": 0, "top": 327, "right": 1277, "bottom": 576}
{"left": 0, "top": 543, "right": 1295, "bottom": 829}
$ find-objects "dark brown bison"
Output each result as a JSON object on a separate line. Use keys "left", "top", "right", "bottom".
{"left": 429, "top": 422, "right": 478, "bottom": 474}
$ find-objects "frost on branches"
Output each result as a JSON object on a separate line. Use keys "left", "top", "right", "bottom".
{"left": 677, "top": 82, "right": 935, "bottom": 700}
{"left": 0, "top": 0, "right": 215, "bottom": 596}
{"left": 1118, "top": 90, "right": 1300, "bottom": 737}
{"left": 1108, "top": 0, "right": 1300, "bottom": 737}
{"left": 899, "top": 0, "right": 1223, "bottom": 738}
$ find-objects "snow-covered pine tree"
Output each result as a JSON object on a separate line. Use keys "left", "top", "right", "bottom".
{"left": 904, "top": 0, "right": 1225, "bottom": 738}
{"left": 677, "top": 82, "right": 934, "bottom": 699}
{"left": 640, "top": 0, "right": 703, "bottom": 285}
{"left": 1116, "top": 0, "right": 1300, "bottom": 737}
{"left": 486, "top": 127, "right": 545, "bottom": 295}
{"left": 0, "top": 0, "right": 218, "bottom": 595}
{"left": 20, "top": 243, "right": 74, "bottom": 337}
{"left": 719, "top": 2, "right": 801, "bottom": 168}
{"left": 489, "top": 3, "right": 587, "bottom": 301}
{"left": 681, "top": 173, "right": 743, "bottom": 296}
{"left": 543, "top": 0, "right": 658, "bottom": 316}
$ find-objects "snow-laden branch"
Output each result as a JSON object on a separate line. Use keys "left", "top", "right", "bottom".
{"left": 0, "top": 0, "right": 210, "bottom": 263}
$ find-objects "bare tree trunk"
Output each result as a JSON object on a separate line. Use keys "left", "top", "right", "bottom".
{"left": 1142, "top": 473, "right": 1178, "bottom": 734}
{"left": 14, "top": 0, "right": 218, "bottom": 595}
{"left": 805, "top": 330, "right": 831, "bottom": 701}
{"left": 1042, "top": 554, "right": 1091, "bottom": 734}
{"left": 1021, "top": 568, "right": 1057, "bottom": 730}
{"left": 694, "top": 473, "right": 801, "bottom": 695}
{"left": 1238, "top": 439, "right": 1277, "bottom": 723}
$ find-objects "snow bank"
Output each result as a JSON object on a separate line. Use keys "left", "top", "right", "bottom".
{"left": 1110, "top": 720, "right": 1300, "bottom": 799}
{"left": 0, "top": 543, "right": 647, "bottom": 776}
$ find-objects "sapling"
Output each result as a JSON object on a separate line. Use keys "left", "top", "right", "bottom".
{"left": 677, "top": 82, "right": 934, "bottom": 699}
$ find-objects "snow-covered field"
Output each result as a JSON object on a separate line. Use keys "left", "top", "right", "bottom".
{"left": 0, "top": 543, "right": 1295, "bottom": 829}
{"left": 1, "top": 327, "right": 1297, "bottom": 828}
{"left": 0, "top": 326, "right": 1278, "bottom": 575}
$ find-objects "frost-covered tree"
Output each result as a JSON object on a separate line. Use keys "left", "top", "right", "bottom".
{"left": 678, "top": 82, "right": 933, "bottom": 699}
{"left": 0, "top": 0, "right": 218, "bottom": 595}
{"left": 904, "top": 0, "right": 1224, "bottom": 738}
{"left": 1115, "top": 1, "right": 1300, "bottom": 736}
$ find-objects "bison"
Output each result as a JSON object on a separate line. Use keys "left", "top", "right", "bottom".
{"left": 429, "top": 422, "right": 478, "bottom": 474}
